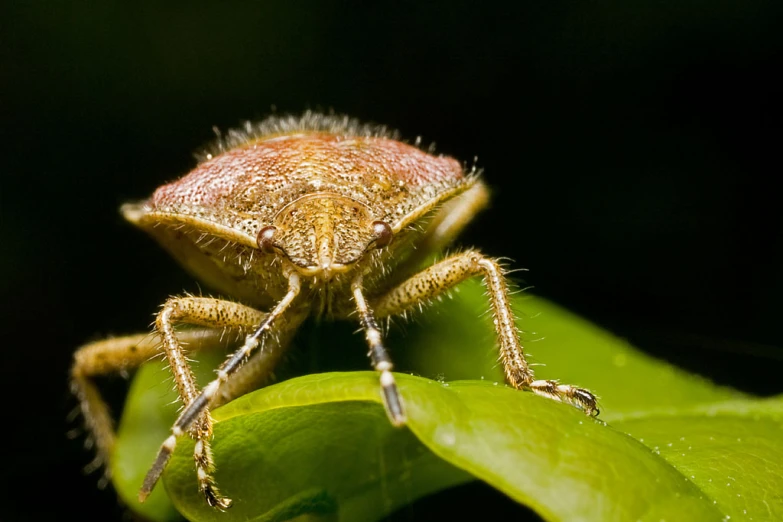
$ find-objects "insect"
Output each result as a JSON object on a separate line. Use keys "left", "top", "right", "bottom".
{"left": 70, "top": 112, "right": 598, "bottom": 510}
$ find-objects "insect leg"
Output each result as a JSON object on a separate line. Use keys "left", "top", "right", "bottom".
{"left": 70, "top": 328, "right": 233, "bottom": 487}
{"left": 140, "top": 273, "right": 302, "bottom": 506}
{"left": 147, "top": 297, "right": 270, "bottom": 508}
{"left": 352, "top": 277, "right": 406, "bottom": 426}
{"left": 371, "top": 250, "right": 599, "bottom": 415}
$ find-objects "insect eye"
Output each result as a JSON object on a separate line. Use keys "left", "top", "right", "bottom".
{"left": 371, "top": 221, "right": 393, "bottom": 249}
{"left": 256, "top": 226, "right": 278, "bottom": 253}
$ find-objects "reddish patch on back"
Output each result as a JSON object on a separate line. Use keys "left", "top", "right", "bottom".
{"left": 150, "top": 133, "right": 464, "bottom": 209}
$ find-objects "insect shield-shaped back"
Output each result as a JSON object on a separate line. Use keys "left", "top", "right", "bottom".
{"left": 262, "top": 193, "right": 381, "bottom": 278}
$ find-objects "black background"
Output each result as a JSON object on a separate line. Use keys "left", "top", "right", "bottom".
{"left": 1, "top": 2, "right": 781, "bottom": 520}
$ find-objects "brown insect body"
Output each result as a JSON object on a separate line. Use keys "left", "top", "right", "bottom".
{"left": 71, "top": 113, "right": 597, "bottom": 511}
{"left": 124, "top": 129, "right": 473, "bottom": 313}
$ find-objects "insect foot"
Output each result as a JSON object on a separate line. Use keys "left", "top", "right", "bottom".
{"left": 72, "top": 111, "right": 599, "bottom": 512}
{"left": 528, "top": 380, "right": 599, "bottom": 416}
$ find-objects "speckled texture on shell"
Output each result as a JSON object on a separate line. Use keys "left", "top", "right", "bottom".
{"left": 148, "top": 132, "right": 468, "bottom": 240}
{"left": 126, "top": 115, "right": 478, "bottom": 309}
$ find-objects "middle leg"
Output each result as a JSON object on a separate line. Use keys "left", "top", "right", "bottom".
{"left": 371, "top": 250, "right": 598, "bottom": 415}
{"left": 152, "top": 296, "right": 267, "bottom": 508}
{"left": 140, "top": 272, "right": 302, "bottom": 505}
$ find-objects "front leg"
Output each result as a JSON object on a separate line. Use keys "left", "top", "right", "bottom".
{"left": 352, "top": 278, "right": 407, "bottom": 427}
{"left": 371, "top": 251, "right": 598, "bottom": 415}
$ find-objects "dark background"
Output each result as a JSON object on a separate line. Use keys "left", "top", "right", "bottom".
{"left": 1, "top": 2, "right": 781, "bottom": 520}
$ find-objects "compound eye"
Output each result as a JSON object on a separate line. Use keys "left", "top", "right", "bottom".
{"left": 256, "top": 226, "right": 278, "bottom": 253}
{"left": 371, "top": 221, "right": 393, "bottom": 249}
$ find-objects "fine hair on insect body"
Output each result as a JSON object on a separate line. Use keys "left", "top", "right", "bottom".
{"left": 70, "top": 111, "right": 598, "bottom": 509}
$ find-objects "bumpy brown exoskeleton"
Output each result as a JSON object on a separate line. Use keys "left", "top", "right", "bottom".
{"left": 70, "top": 112, "right": 598, "bottom": 510}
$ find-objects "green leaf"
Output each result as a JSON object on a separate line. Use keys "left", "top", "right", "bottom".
{"left": 166, "top": 377, "right": 473, "bottom": 522}
{"left": 611, "top": 397, "right": 783, "bottom": 521}
{"left": 167, "top": 372, "right": 723, "bottom": 522}
{"left": 111, "top": 280, "right": 781, "bottom": 521}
